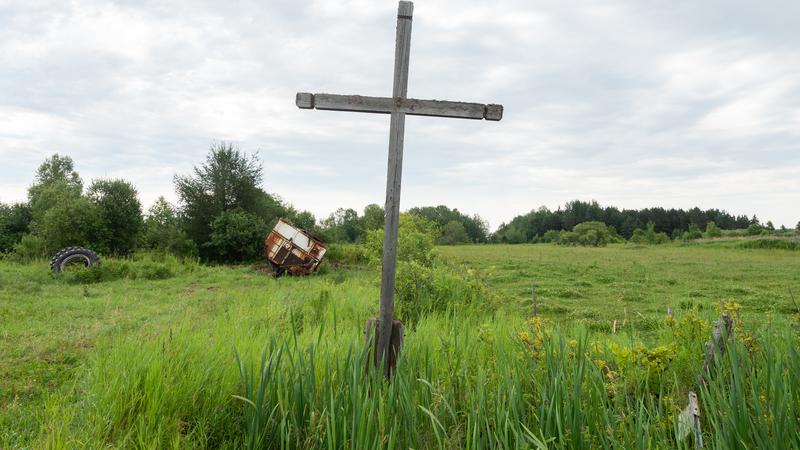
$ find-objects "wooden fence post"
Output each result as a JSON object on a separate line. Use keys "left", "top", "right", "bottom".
{"left": 697, "top": 313, "right": 733, "bottom": 386}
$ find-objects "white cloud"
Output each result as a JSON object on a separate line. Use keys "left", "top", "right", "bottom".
{"left": 0, "top": 0, "right": 798, "bottom": 228}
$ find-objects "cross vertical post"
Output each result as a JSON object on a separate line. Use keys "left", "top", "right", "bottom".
{"left": 295, "top": 0, "right": 503, "bottom": 379}
{"left": 377, "top": 0, "right": 413, "bottom": 377}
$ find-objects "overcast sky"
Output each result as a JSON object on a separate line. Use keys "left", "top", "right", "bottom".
{"left": 1, "top": 0, "right": 798, "bottom": 229}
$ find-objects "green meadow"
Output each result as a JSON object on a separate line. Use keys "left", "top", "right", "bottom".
{"left": 1, "top": 243, "right": 799, "bottom": 448}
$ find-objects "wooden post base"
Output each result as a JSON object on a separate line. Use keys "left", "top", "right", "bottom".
{"left": 364, "top": 317, "right": 404, "bottom": 377}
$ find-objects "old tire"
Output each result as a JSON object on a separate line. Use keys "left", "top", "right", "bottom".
{"left": 50, "top": 247, "right": 101, "bottom": 273}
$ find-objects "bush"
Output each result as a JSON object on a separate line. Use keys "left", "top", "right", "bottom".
{"left": 58, "top": 254, "right": 194, "bottom": 284}
{"left": 364, "top": 213, "right": 437, "bottom": 267}
{"left": 207, "top": 209, "right": 268, "bottom": 262}
{"left": 542, "top": 229, "right": 561, "bottom": 243}
{"left": 39, "top": 197, "right": 109, "bottom": 255}
{"left": 324, "top": 244, "right": 367, "bottom": 266}
{"left": 558, "top": 221, "right": 615, "bottom": 247}
{"left": 705, "top": 221, "right": 722, "bottom": 238}
{"left": 683, "top": 223, "right": 703, "bottom": 240}
{"left": 630, "top": 222, "right": 670, "bottom": 245}
{"left": 394, "top": 260, "right": 489, "bottom": 326}
{"left": 746, "top": 223, "right": 763, "bottom": 236}
{"left": 12, "top": 234, "right": 48, "bottom": 263}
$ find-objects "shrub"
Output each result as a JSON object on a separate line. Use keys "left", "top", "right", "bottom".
{"left": 12, "top": 234, "right": 48, "bottom": 262}
{"left": 629, "top": 228, "right": 646, "bottom": 244}
{"left": 746, "top": 223, "right": 762, "bottom": 236}
{"left": 364, "top": 213, "right": 437, "bottom": 267}
{"left": 394, "top": 261, "right": 488, "bottom": 326}
{"left": 559, "top": 221, "right": 614, "bottom": 247}
{"left": 705, "top": 221, "right": 722, "bottom": 238}
{"left": 60, "top": 260, "right": 132, "bottom": 284}
{"left": 682, "top": 223, "right": 703, "bottom": 240}
{"left": 58, "top": 254, "right": 191, "bottom": 284}
{"left": 542, "top": 229, "right": 561, "bottom": 243}
{"left": 207, "top": 209, "right": 268, "bottom": 262}
{"left": 631, "top": 222, "right": 670, "bottom": 245}
{"left": 324, "top": 244, "right": 367, "bottom": 266}
{"left": 39, "top": 197, "right": 109, "bottom": 255}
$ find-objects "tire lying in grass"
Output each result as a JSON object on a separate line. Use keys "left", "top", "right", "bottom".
{"left": 50, "top": 246, "right": 101, "bottom": 273}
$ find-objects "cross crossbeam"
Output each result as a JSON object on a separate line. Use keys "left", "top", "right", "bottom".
{"left": 296, "top": 93, "right": 503, "bottom": 121}
{"left": 295, "top": 1, "right": 502, "bottom": 377}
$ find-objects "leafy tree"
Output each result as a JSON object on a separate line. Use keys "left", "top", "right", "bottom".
{"left": 87, "top": 179, "right": 143, "bottom": 256}
{"left": 175, "top": 143, "right": 284, "bottom": 260}
{"left": 504, "top": 227, "right": 526, "bottom": 244}
{"left": 0, "top": 203, "right": 32, "bottom": 252}
{"left": 283, "top": 209, "right": 316, "bottom": 231}
{"left": 39, "top": 197, "right": 108, "bottom": 254}
{"left": 141, "top": 197, "right": 197, "bottom": 258}
{"left": 765, "top": 221, "right": 775, "bottom": 231}
{"left": 408, "top": 205, "right": 489, "bottom": 243}
{"left": 364, "top": 213, "right": 437, "bottom": 266}
{"left": 321, "top": 208, "right": 362, "bottom": 243}
{"left": 438, "top": 220, "right": 469, "bottom": 245}
{"left": 796, "top": 221, "right": 800, "bottom": 231}
{"left": 28, "top": 154, "right": 83, "bottom": 224}
{"left": 362, "top": 204, "right": 385, "bottom": 232}
{"left": 207, "top": 209, "right": 268, "bottom": 262}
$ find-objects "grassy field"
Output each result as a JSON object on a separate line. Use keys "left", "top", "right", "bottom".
{"left": 439, "top": 243, "right": 800, "bottom": 331}
{"left": 1, "top": 244, "right": 799, "bottom": 448}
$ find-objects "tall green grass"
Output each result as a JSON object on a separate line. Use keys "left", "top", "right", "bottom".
{"left": 37, "top": 304, "right": 800, "bottom": 449}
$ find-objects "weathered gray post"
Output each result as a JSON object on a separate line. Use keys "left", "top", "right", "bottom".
{"left": 295, "top": 1, "right": 503, "bottom": 377}
{"left": 377, "top": 0, "right": 412, "bottom": 378}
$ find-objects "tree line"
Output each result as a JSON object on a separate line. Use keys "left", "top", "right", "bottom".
{"left": 491, "top": 200, "right": 793, "bottom": 244}
{"left": 0, "top": 144, "right": 316, "bottom": 262}
{"left": 1, "top": 146, "right": 797, "bottom": 262}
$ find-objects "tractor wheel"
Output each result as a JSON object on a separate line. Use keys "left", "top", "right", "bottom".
{"left": 50, "top": 247, "right": 101, "bottom": 273}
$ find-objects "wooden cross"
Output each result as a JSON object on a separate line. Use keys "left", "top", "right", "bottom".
{"left": 296, "top": 1, "right": 503, "bottom": 376}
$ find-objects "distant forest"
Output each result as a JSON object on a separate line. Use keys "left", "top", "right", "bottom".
{"left": 1, "top": 145, "right": 797, "bottom": 263}
{"left": 491, "top": 200, "right": 765, "bottom": 243}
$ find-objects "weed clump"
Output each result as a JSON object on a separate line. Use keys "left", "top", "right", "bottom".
{"left": 56, "top": 252, "right": 196, "bottom": 284}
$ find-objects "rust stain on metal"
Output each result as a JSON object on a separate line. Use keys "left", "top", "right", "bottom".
{"left": 264, "top": 218, "right": 327, "bottom": 276}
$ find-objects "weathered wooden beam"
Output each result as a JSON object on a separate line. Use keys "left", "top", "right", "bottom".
{"left": 364, "top": 317, "right": 405, "bottom": 376}
{"left": 697, "top": 313, "right": 733, "bottom": 385}
{"left": 295, "top": 93, "right": 503, "bottom": 121}
{"left": 377, "top": 0, "right": 413, "bottom": 378}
